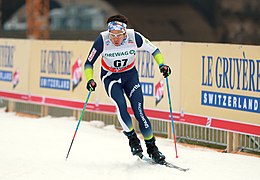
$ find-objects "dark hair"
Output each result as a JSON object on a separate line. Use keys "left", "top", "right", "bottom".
{"left": 106, "top": 14, "right": 128, "bottom": 25}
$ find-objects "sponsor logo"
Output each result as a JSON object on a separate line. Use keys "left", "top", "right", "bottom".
{"left": 136, "top": 50, "right": 155, "bottom": 78}
{"left": 40, "top": 49, "right": 71, "bottom": 75}
{"left": 0, "top": 70, "right": 12, "bottom": 82}
{"left": 201, "top": 52, "right": 260, "bottom": 113}
{"left": 40, "top": 48, "right": 72, "bottom": 91}
{"left": 104, "top": 50, "right": 135, "bottom": 57}
{"left": 105, "top": 40, "right": 110, "bottom": 46}
{"left": 140, "top": 82, "right": 153, "bottom": 96}
{"left": 206, "top": 117, "right": 212, "bottom": 127}
{"left": 138, "top": 102, "right": 149, "bottom": 129}
{"left": 129, "top": 83, "right": 140, "bottom": 98}
{"left": 72, "top": 58, "right": 82, "bottom": 90}
{"left": 88, "top": 48, "right": 97, "bottom": 62}
{"left": 0, "top": 45, "right": 15, "bottom": 68}
{"left": 0, "top": 44, "right": 16, "bottom": 85}
{"left": 201, "top": 52, "right": 260, "bottom": 92}
{"left": 155, "top": 79, "right": 164, "bottom": 105}
{"left": 40, "top": 77, "right": 70, "bottom": 90}
{"left": 202, "top": 91, "right": 259, "bottom": 113}
{"left": 12, "top": 69, "right": 19, "bottom": 89}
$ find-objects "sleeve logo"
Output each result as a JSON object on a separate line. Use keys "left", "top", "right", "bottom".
{"left": 88, "top": 48, "right": 97, "bottom": 62}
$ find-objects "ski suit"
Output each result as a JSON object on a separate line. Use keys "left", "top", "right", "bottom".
{"left": 84, "top": 29, "right": 165, "bottom": 140}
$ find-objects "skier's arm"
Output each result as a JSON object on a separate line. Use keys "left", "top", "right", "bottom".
{"left": 135, "top": 32, "right": 171, "bottom": 78}
{"left": 135, "top": 32, "right": 164, "bottom": 66}
{"left": 84, "top": 35, "right": 103, "bottom": 81}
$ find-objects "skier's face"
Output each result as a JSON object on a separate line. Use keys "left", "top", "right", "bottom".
{"left": 109, "top": 30, "right": 126, "bottom": 46}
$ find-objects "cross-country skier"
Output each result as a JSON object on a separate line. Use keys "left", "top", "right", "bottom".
{"left": 84, "top": 14, "right": 171, "bottom": 164}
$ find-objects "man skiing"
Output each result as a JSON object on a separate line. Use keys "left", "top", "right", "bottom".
{"left": 84, "top": 14, "right": 171, "bottom": 164}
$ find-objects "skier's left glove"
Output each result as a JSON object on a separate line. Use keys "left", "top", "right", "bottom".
{"left": 159, "top": 64, "right": 171, "bottom": 78}
{"left": 86, "top": 79, "right": 97, "bottom": 91}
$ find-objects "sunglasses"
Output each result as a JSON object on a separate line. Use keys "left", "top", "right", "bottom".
{"left": 109, "top": 32, "right": 125, "bottom": 38}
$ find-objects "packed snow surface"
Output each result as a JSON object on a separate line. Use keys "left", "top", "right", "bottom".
{"left": 0, "top": 109, "right": 259, "bottom": 180}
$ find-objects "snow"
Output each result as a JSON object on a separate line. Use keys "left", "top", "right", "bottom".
{"left": 0, "top": 108, "right": 259, "bottom": 180}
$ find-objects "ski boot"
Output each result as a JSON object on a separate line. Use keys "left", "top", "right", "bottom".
{"left": 124, "top": 130, "right": 143, "bottom": 157}
{"left": 145, "top": 137, "right": 166, "bottom": 164}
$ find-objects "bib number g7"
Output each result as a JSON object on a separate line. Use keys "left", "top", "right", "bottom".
{"left": 114, "top": 59, "right": 128, "bottom": 68}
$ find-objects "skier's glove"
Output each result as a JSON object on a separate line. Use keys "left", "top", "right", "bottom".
{"left": 159, "top": 64, "right": 171, "bottom": 78}
{"left": 86, "top": 79, "right": 97, "bottom": 91}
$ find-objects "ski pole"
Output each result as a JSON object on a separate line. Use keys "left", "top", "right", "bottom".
{"left": 165, "top": 77, "right": 178, "bottom": 158}
{"left": 66, "top": 91, "right": 92, "bottom": 160}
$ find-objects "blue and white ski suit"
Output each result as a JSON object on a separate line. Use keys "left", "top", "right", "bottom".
{"left": 84, "top": 29, "right": 165, "bottom": 140}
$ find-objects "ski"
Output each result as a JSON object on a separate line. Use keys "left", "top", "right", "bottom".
{"left": 162, "top": 161, "right": 189, "bottom": 171}
{"left": 136, "top": 153, "right": 189, "bottom": 172}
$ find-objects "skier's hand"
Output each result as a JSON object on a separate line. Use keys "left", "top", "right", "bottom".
{"left": 159, "top": 64, "right": 171, "bottom": 78}
{"left": 86, "top": 79, "right": 97, "bottom": 91}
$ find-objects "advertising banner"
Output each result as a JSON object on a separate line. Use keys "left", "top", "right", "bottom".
{"left": 0, "top": 38, "right": 259, "bottom": 135}
{"left": 0, "top": 39, "right": 31, "bottom": 94}
{"left": 180, "top": 42, "right": 260, "bottom": 126}
{"left": 29, "top": 40, "right": 92, "bottom": 102}
{"left": 28, "top": 40, "right": 118, "bottom": 110}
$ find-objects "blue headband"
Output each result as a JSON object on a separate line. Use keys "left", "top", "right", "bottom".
{"left": 108, "top": 21, "right": 127, "bottom": 31}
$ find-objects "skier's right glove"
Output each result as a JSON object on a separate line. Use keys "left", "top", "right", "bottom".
{"left": 86, "top": 79, "right": 97, "bottom": 91}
